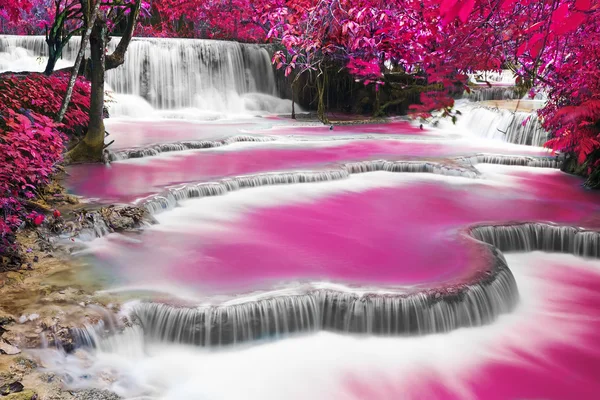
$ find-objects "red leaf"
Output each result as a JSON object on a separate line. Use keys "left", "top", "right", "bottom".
{"left": 458, "top": 0, "right": 475, "bottom": 23}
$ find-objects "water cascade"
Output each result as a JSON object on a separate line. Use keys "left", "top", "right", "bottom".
{"left": 464, "top": 86, "right": 522, "bottom": 102}
{"left": 71, "top": 245, "right": 516, "bottom": 347}
{"left": 471, "top": 223, "right": 600, "bottom": 257}
{"left": 139, "top": 162, "right": 481, "bottom": 215}
{"left": 456, "top": 106, "right": 548, "bottom": 146}
{"left": 75, "top": 222, "right": 600, "bottom": 349}
{"left": 468, "top": 69, "right": 516, "bottom": 85}
{"left": 0, "top": 35, "right": 291, "bottom": 115}
{"left": 459, "top": 154, "right": 560, "bottom": 168}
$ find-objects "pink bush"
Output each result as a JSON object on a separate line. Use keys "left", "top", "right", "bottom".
{"left": 0, "top": 72, "right": 91, "bottom": 257}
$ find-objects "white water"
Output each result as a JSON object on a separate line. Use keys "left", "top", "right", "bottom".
{"left": 35, "top": 253, "right": 600, "bottom": 399}
{"left": 7, "top": 32, "right": 599, "bottom": 400}
{"left": 0, "top": 35, "right": 294, "bottom": 118}
{"left": 468, "top": 69, "right": 516, "bottom": 85}
{"left": 436, "top": 102, "right": 548, "bottom": 146}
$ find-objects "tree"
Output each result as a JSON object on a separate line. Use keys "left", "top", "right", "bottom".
{"left": 43, "top": 0, "right": 85, "bottom": 75}
{"left": 66, "top": 0, "right": 143, "bottom": 163}
{"left": 261, "top": 0, "right": 600, "bottom": 176}
{"left": 56, "top": 0, "right": 100, "bottom": 122}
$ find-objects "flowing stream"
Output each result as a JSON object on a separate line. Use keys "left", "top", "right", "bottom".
{"left": 2, "top": 36, "right": 600, "bottom": 399}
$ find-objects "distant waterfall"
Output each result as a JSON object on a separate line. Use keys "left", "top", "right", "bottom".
{"left": 457, "top": 106, "right": 548, "bottom": 146}
{"left": 464, "top": 87, "right": 522, "bottom": 102}
{"left": 0, "top": 35, "right": 290, "bottom": 115}
{"left": 469, "top": 70, "right": 516, "bottom": 85}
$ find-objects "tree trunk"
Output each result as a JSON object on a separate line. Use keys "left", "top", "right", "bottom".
{"left": 291, "top": 79, "right": 296, "bottom": 120}
{"left": 66, "top": 18, "right": 106, "bottom": 163}
{"left": 373, "top": 85, "right": 382, "bottom": 117}
{"left": 44, "top": 44, "right": 59, "bottom": 76}
{"left": 56, "top": 0, "right": 101, "bottom": 123}
{"left": 316, "top": 67, "right": 329, "bottom": 124}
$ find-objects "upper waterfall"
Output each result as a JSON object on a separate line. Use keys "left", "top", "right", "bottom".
{"left": 0, "top": 35, "right": 291, "bottom": 117}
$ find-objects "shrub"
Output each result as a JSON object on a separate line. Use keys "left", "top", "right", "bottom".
{"left": 0, "top": 72, "right": 90, "bottom": 259}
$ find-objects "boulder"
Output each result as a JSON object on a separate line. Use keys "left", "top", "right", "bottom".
{"left": 0, "top": 381, "right": 24, "bottom": 396}
{"left": 0, "top": 339, "right": 21, "bottom": 355}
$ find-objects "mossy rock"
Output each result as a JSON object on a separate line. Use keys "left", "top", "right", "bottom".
{"left": 3, "top": 390, "right": 37, "bottom": 400}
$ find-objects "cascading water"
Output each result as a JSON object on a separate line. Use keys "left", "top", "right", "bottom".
{"left": 0, "top": 35, "right": 293, "bottom": 116}
{"left": 105, "top": 38, "right": 277, "bottom": 111}
{"left": 464, "top": 86, "right": 522, "bottom": 102}
{"left": 451, "top": 105, "right": 548, "bottom": 146}
{"left": 8, "top": 27, "right": 600, "bottom": 400}
{"left": 470, "top": 223, "right": 600, "bottom": 257}
{"left": 468, "top": 69, "right": 516, "bottom": 85}
{"left": 108, "top": 247, "right": 516, "bottom": 347}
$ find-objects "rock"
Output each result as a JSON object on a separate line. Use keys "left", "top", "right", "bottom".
{"left": 65, "top": 195, "right": 79, "bottom": 204}
{"left": 100, "top": 206, "right": 148, "bottom": 232}
{"left": 5, "top": 272, "right": 23, "bottom": 283}
{"left": 0, "top": 339, "right": 21, "bottom": 355}
{"left": 0, "top": 381, "right": 24, "bottom": 396}
{"left": 0, "top": 311, "right": 14, "bottom": 326}
{"left": 72, "top": 389, "right": 122, "bottom": 400}
{"left": 3, "top": 390, "right": 37, "bottom": 400}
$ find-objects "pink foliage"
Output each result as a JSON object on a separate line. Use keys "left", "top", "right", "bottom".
{"left": 0, "top": 73, "right": 91, "bottom": 255}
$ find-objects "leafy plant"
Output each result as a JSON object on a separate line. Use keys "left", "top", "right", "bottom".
{"left": 0, "top": 72, "right": 90, "bottom": 258}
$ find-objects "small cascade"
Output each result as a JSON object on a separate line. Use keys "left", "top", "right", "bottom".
{"left": 343, "top": 160, "right": 479, "bottom": 177}
{"left": 117, "top": 249, "right": 517, "bottom": 346}
{"left": 471, "top": 223, "right": 600, "bottom": 258}
{"left": 71, "top": 322, "right": 146, "bottom": 357}
{"left": 458, "top": 106, "right": 548, "bottom": 146}
{"left": 140, "top": 162, "right": 480, "bottom": 215}
{"left": 464, "top": 87, "right": 521, "bottom": 102}
{"left": 460, "top": 154, "right": 560, "bottom": 169}
{"left": 76, "top": 212, "right": 113, "bottom": 241}
{"left": 106, "top": 135, "right": 278, "bottom": 161}
{"left": 141, "top": 170, "right": 351, "bottom": 214}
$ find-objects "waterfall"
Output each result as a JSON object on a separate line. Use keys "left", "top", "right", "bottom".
{"left": 457, "top": 106, "right": 548, "bottom": 146}
{"left": 139, "top": 156, "right": 562, "bottom": 216}
{"left": 470, "top": 223, "right": 600, "bottom": 258}
{"left": 67, "top": 220, "right": 600, "bottom": 350}
{"left": 464, "top": 86, "right": 522, "bottom": 102}
{"left": 459, "top": 154, "right": 560, "bottom": 168}
{"left": 469, "top": 70, "right": 516, "bottom": 85}
{"left": 0, "top": 35, "right": 290, "bottom": 115}
{"left": 105, "top": 38, "right": 276, "bottom": 111}
{"left": 70, "top": 245, "right": 517, "bottom": 347}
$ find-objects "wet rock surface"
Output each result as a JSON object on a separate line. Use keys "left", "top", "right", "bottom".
{"left": 72, "top": 389, "right": 122, "bottom": 400}
{"left": 0, "top": 381, "right": 24, "bottom": 395}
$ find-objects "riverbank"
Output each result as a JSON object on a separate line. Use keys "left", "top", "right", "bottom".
{"left": 0, "top": 176, "right": 151, "bottom": 399}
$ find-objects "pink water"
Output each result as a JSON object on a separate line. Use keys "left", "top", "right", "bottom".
{"left": 69, "top": 138, "right": 550, "bottom": 203}
{"left": 68, "top": 117, "right": 600, "bottom": 400}
{"left": 105, "top": 118, "right": 277, "bottom": 149}
{"left": 87, "top": 168, "right": 600, "bottom": 294}
{"left": 250, "top": 120, "right": 426, "bottom": 136}
{"left": 344, "top": 253, "right": 600, "bottom": 400}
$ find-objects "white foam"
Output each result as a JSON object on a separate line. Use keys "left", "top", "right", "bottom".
{"left": 35, "top": 253, "right": 600, "bottom": 399}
